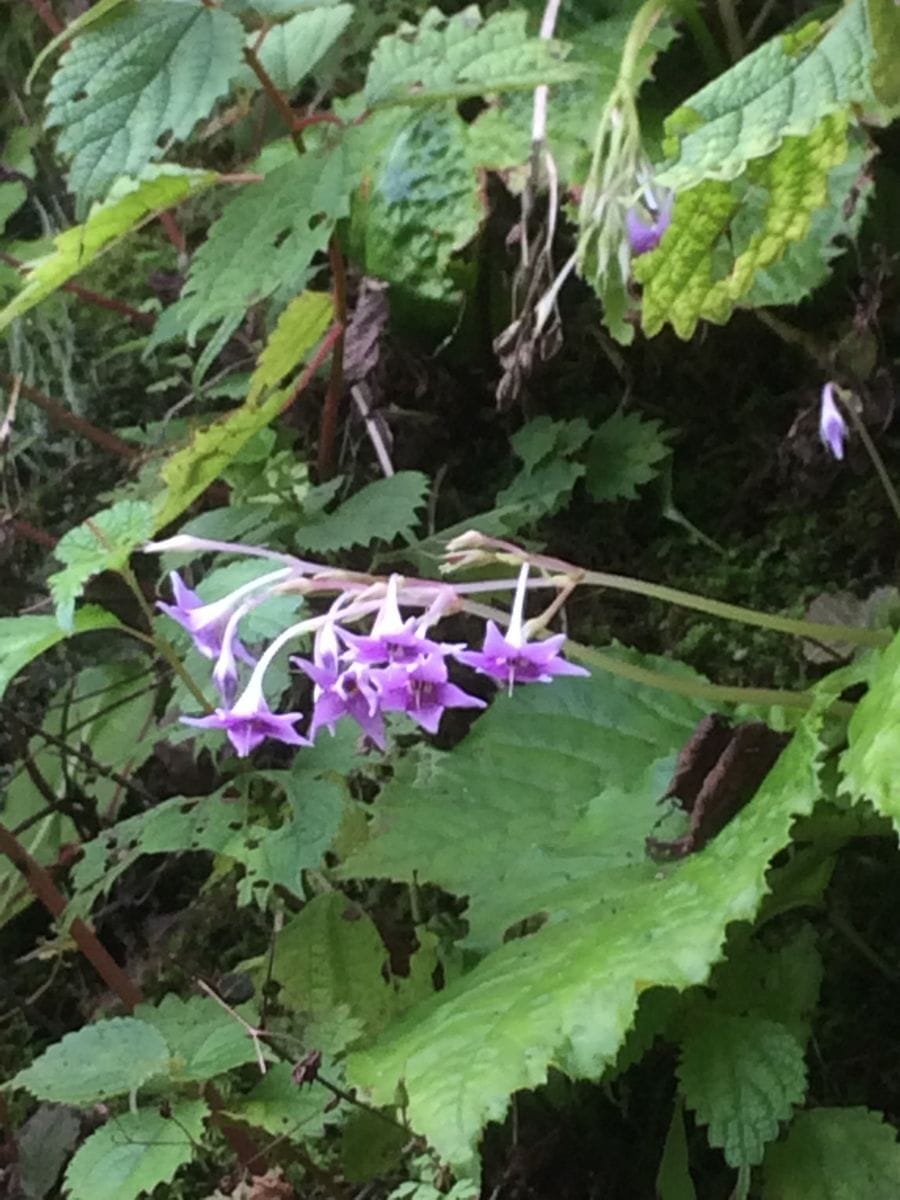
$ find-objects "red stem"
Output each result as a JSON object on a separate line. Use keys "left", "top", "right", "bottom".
{"left": 4, "top": 374, "right": 142, "bottom": 460}
{"left": 316, "top": 239, "right": 347, "bottom": 480}
{"left": 157, "top": 210, "right": 186, "bottom": 256}
{"left": 27, "top": 0, "right": 63, "bottom": 35}
{"left": 280, "top": 321, "right": 345, "bottom": 415}
{"left": 0, "top": 821, "right": 144, "bottom": 1010}
{"left": 1, "top": 253, "right": 155, "bottom": 330}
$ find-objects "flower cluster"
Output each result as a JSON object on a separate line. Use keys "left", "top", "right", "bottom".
{"left": 147, "top": 538, "right": 589, "bottom": 758}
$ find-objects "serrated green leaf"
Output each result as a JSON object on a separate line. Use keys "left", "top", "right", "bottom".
{"left": 657, "top": 0, "right": 873, "bottom": 193}
{"left": 495, "top": 459, "right": 584, "bottom": 520}
{"left": 364, "top": 7, "right": 577, "bottom": 108}
{"left": 46, "top": 0, "right": 243, "bottom": 208}
{"left": 226, "top": 1062, "right": 333, "bottom": 1140}
{"left": 239, "top": 5, "right": 353, "bottom": 90}
{"left": 868, "top": 0, "right": 900, "bottom": 108}
{"left": 9, "top": 1018, "right": 170, "bottom": 1103}
{"left": 48, "top": 500, "right": 154, "bottom": 630}
{"left": 151, "top": 147, "right": 348, "bottom": 344}
{"left": 341, "top": 667, "right": 704, "bottom": 951}
{"left": 637, "top": 115, "right": 849, "bottom": 339}
{"left": 0, "top": 167, "right": 218, "bottom": 333}
{"left": 346, "top": 714, "right": 822, "bottom": 1167}
{"left": 267, "top": 891, "right": 395, "bottom": 1044}
{"left": 151, "top": 294, "right": 332, "bottom": 531}
{"left": 248, "top": 290, "right": 335, "bottom": 403}
{"left": 744, "top": 133, "right": 874, "bottom": 307}
{"left": 0, "top": 606, "right": 121, "bottom": 700}
{"left": 840, "top": 629, "right": 900, "bottom": 830}
{"left": 678, "top": 1009, "right": 807, "bottom": 1167}
{"left": 294, "top": 471, "right": 428, "bottom": 552}
{"left": 509, "top": 416, "right": 592, "bottom": 472}
{"left": 136, "top": 994, "right": 261, "bottom": 1081}
{"left": 763, "top": 1107, "right": 900, "bottom": 1199}
{"left": 63, "top": 1099, "right": 208, "bottom": 1200}
{"left": 584, "top": 408, "right": 670, "bottom": 501}
{"left": 348, "top": 105, "right": 484, "bottom": 304}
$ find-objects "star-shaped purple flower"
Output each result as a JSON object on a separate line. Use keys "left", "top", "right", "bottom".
{"left": 819, "top": 382, "right": 847, "bottom": 461}
{"left": 181, "top": 692, "right": 309, "bottom": 758}
{"left": 293, "top": 623, "right": 387, "bottom": 749}
{"left": 158, "top": 571, "right": 255, "bottom": 664}
{"left": 338, "top": 574, "right": 461, "bottom": 667}
{"left": 379, "top": 654, "right": 485, "bottom": 734}
{"left": 454, "top": 564, "right": 589, "bottom": 690}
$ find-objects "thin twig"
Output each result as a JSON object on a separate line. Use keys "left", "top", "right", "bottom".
{"left": 351, "top": 384, "right": 394, "bottom": 477}
{"left": 5, "top": 374, "right": 142, "bottom": 459}
{"left": 0, "top": 821, "right": 144, "bottom": 1010}
{"left": 0, "top": 254, "right": 155, "bottom": 329}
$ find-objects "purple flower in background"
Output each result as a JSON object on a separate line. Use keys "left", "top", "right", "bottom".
{"left": 625, "top": 190, "right": 674, "bottom": 257}
{"left": 339, "top": 575, "right": 460, "bottom": 667}
{"left": 456, "top": 564, "right": 588, "bottom": 691}
{"left": 158, "top": 571, "right": 256, "bottom": 664}
{"left": 380, "top": 653, "right": 485, "bottom": 734}
{"left": 819, "top": 382, "right": 847, "bottom": 461}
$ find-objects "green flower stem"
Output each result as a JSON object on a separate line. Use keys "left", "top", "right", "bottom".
{"left": 841, "top": 399, "right": 900, "bottom": 531}
{"left": 458, "top": 536, "right": 891, "bottom": 647}
{"left": 577, "top": 567, "right": 889, "bottom": 648}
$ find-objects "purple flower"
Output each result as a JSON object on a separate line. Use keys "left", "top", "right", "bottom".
{"left": 293, "top": 624, "right": 387, "bottom": 749}
{"left": 181, "top": 674, "right": 309, "bottom": 759}
{"left": 339, "top": 575, "right": 461, "bottom": 667}
{"left": 625, "top": 190, "right": 674, "bottom": 257}
{"left": 379, "top": 654, "right": 485, "bottom": 734}
{"left": 158, "top": 571, "right": 256, "bottom": 663}
{"left": 819, "top": 382, "right": 847, "bottom": 461}
{"left": 455, "top": 564, "right": 589, "bottom": 690}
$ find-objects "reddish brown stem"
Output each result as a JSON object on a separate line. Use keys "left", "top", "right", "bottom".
{"left": 4, "top": 374, "right": 142, "bottom": 460}
{"left": 157, "top": 210, "right": 186, "bottom": 256}
{"left": 27, "top": 0, "right": 63, "bottom": 35}
{"left": 9, "top": 516, "right": 57, "bottom": 548}
{"left": 292, "top": 111, "right": 345, "bottom": 133}
{"left": 1, "top": 253, "right": 155, "bottom": 330}
{"left": 280, "top": 321, "right": 345, "bottom": 416}
{"left": 0, "top": 821, "right": 144, "bottom": 1010}
{"left": 242, "top": 46, "right": 300, "bottom": 146}
{"left": 316, "top": 239, "right": 347, "bottom": 480}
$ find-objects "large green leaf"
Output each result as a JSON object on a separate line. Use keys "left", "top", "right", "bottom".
{"left": 8, "top": 1018, "right": 170, "bottom": 1103}
{"left": 868, "top": 0, "right": 900, "bottom": 108}
{"left": 678, "top": 1008, "right": 807, "bottom": 1167}
{"left": 135, "top": 994, "right": 261, "bottom": 1081}
{"left": 762, "top": 1108, "right": 900, "bottom": 1198}
{"left": 46, "top": 0, "right": 243, "bottom": 208}
{"left": 363, "top": 7, "right": 577, "bottom": 108}
{"left": 0, "top": 167, "right": 218, "bottom": 333}
{"left": 656, "top": 0, "right": 873, "bottom": 193}
{"left": 346, "top": 707, "right": 822, "bottom": 1167}
{"left": 0, "top": 606, "right": 121, "bottom": 700}
{"left": 239, "top": 5, "right": 353, "bottom": 90}
{"left": 226, "top": 1062, "right": 333, "bottom": 1141}
{"left": 150, "top": 147, "right": 348, "bottom": 344}
{"left": 294, "top": 472, "right": 429, "bottom": 553}
{"left": 341, "top": 667, "right": 706, "bottom": 951}
{"left": 64, "top": 1100, "right": 208, "bottom": 1200}
{"left": 840, "top": 630, "right": 900, "bottom": 830}
{"left": 48, "top": 500, "right": 155, "bottom": 630}
{"left": 637, "top": 114, "right": 849, "bottom": 339}
{"left": 347, "top": 105, "right": 484, "bottom": 304}
{"left": 151, "top": 291, "right": 332, "bottom": 531}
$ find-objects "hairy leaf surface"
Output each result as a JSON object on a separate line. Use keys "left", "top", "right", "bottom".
{"left": 346, "top": 711, "right": 822, "bottom": 1166}
{"left": 64, "top": 1100, "right": 208, "bottom": 1200}
{"left": 840, "top": 629, "right": 900, "bottom": 829}
{"left": 47, "top": 1, "right": 243, "bottom": 207}
{"left": 763, "top": 1107, "right": 900, "bottom": 1198}
{"left": 657, "top": 0, "right": 872, "bottom": 193}
{"left": 678, "top": 1009, "right": 807, "bottom": 1167}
